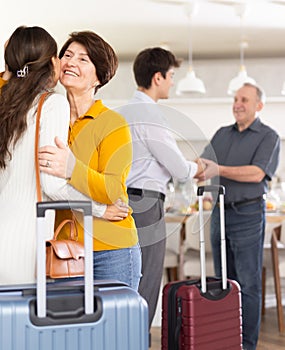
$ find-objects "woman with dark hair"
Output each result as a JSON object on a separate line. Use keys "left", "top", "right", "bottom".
{"left": 0, "top": 27, "right": 127, "bottom": 285}
{"left": 39, "top": 31, "right": 141, "bottom": 290}
{"left": 0, "top": 26, "right": 70, "bottom": 284}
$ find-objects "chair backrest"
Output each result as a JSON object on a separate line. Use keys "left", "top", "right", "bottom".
{"left": 280, "top": 221, "right": 285, "bottom": 245}
{"left": 165, "top": 222, "right": 182, "bottom": 255}
{"left": 184, "top": 211, "right": 212, "bottom": 253}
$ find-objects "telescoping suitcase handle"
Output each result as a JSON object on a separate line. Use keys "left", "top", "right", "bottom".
{"left": 36, "top": 200, "right": 93, "bottom": 318}
{"left": 197, "top": 185, "right": 227, "bottom": 293}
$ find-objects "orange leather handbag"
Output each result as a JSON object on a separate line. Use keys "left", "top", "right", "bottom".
{"left": 45, "top": 219, "right": 84, "bottom": 278}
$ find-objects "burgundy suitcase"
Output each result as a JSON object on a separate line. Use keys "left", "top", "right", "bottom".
{"left": 161, "top": 185, "right": 243, "bottom": 349}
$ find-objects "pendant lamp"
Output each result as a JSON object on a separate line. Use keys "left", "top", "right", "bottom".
{"left": 176, "top": 67, "right": 206, "bottom": 95}
{"left": 227, "top": 42, "right": 256, "bottom": 95}
{"left": 176, "top": 2, "right": 206, "bottom": 95}
{"left": 227, "top": 3, "right": 256, "bottom": 95}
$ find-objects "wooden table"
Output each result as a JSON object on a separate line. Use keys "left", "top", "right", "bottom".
{"left": 266, "top": 212, "right": 285, "bottom": 224}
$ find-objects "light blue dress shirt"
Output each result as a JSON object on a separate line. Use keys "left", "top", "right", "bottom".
{"left": 118, "top": 90, "right": 198, "bottom": 194}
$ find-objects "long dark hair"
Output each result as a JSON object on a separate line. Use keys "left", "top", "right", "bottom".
{"left": 0, "top": 26, "right": 58, "bottom": 169}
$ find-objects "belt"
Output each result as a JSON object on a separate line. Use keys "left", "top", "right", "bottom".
{"left": 218, "top": 196, "right": 264, "bottom": 209}
{"left": 127, "top": 187, "right": 165, "bottom": 202}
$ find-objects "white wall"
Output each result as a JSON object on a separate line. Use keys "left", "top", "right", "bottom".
{"left": 96, "top": 56, "right": 285, "bottom": 180}
{"left": 98, "top": 57, "right": 285, "bottom": 140}
{"left": 97, "top": 56, "right": 285, "bottom": 99}
{"left": 100, "top": 56, "right": 285, "bottom": 310}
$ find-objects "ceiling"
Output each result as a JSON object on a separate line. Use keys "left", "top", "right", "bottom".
{"left": 1, "top": 0, "right": 285, "bottom": 64}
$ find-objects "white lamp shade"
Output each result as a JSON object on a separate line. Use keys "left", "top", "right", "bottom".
{"left": 176, "top": 70, "right": 206, "bottom": 95}
{"left": 227, "top": 65, "right": 256, "bottom": 95}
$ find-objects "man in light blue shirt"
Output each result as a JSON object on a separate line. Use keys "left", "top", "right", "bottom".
{"left": 118, "top": 47, "right": 204, "bottom": 330}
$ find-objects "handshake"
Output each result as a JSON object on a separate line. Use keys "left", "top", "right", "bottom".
{"left": 194, "top": 158, "right": 220, "bottom": 182}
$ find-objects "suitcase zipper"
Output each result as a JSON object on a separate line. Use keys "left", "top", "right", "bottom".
{"left": 174, "top": 297, "right": 182, "bottom": 350}
{"left": 167, "top": 280, "right": 197, "bottom": 350}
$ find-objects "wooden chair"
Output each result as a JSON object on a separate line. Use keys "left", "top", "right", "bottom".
{"left": 163, "top": 222, "right": 181, "bottom": 282}
{"left": 271, "top": 224, "right": 285, "bottom": 333}
{"left": 164, "top": 215, "right": 190, "bottom": 282}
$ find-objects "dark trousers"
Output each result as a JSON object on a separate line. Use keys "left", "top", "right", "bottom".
{"left": 128, "top": 192, "right": 166, "bottom": 329}
{"left": 211, "top": 200, "right": 265, "bottom": 350}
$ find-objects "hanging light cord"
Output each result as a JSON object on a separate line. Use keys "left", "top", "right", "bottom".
{"left": 188, "top": 16, "right": 193, "bottom": 68}
{"left": 239, "top": 13, "right": 245, "bottom": 67}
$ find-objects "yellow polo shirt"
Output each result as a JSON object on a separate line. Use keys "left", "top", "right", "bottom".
{"left": 56, "top": 100, "right": 138, "bottom": 251}
{"left": 0, "top": 73, "right": 136, "bottom": 251}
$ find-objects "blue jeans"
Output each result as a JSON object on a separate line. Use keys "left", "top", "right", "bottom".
{"left": 211, "top": 200, "right": 265, "bottom": 350}
{"left": 93, "top": 244, "right": 142, "bottom": 291}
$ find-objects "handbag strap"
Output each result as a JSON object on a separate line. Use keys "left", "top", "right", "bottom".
{"left": 34, "top": 92, "right": 78, "bottom": 242}
{"left": 34, "top": 92, "right": 51, "bottom": 203}
{"left": 53, "top": 219, "right": 78, "bottom": 241}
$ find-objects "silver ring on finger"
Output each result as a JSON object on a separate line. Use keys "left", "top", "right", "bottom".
{"left": 46, "top": 160, "right": 50, "bottom": 168}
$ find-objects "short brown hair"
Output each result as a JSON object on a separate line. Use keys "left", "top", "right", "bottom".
{"left": 133, "top": 47, "right": 181, "bottom": 89}
{"left": 59, "top": 31, "right": 118, "bottom": 94}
